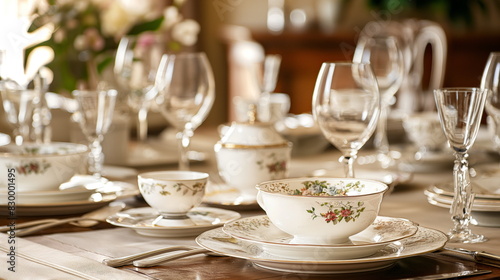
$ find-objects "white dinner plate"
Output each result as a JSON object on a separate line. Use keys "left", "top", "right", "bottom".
{"left": 222, "top": 215, "right": 418, "bottom": 260}
{"left": 430, "top": 180, "right": 500, "bottom": 200}
{"left": 425, "top": 189, "right": 500, "bottom": 211}
{"left": 425, "top": 196, "right": 500, "bottom": 227}
{"left": 0, "top": 193, "right": 117, "bottom": 216}
{"left": 0, "top": 176, "right": 138, "bottom": 216}
{"left": 196, "top": 225, "right": 447, "bottom": 274}
{"left": 106, "top": 207, "right": 241, "bottom": 237}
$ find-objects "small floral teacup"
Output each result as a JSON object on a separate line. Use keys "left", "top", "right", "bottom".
{"left": 138, "top": 171, "right": 209, "bottom": 226}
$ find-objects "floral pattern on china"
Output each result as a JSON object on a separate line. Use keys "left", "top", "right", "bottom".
{"left": 261, "top": 180, "right": 368, "bottom": 224}
{"left": 139, "top": 181, "right": 206, "bottom": 196}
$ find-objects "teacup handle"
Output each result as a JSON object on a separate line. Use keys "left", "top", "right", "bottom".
{"left": 256, "top": 191, "right": 266, "bottom": 211}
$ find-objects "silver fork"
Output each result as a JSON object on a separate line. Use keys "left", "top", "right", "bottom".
{"left": 103, "top": 245, "right": 224, "bottom": 267}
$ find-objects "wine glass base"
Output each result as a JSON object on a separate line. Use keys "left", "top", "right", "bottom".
{"left": 447, "top": 231, "right": 487, "bottom": 244}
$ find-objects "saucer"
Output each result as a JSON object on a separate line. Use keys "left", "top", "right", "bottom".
{"left": 202, "top": 181, "right": 259, "bottom": 210}
{"left": 106, "top": 207, "right": 241, "bottom": 237}
{"left": 425, "top": 188, "right": 500, "bottom": 211}
{"left": 222, "top": 215, "right": 418, "bottom": 260}
{"left": 196, "top": 225, "right": 448, "bottom": 274}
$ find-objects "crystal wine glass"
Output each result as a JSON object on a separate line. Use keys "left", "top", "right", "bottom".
{"left": 353, "top": 35, "right": 405, "bottom": 168}
{"left": 114, "top": 35, "right": 165, "bottom": 142}
{"left": 0, "top": 84, "right": 34, "bottom": 145}
{"left": 312, "top": 62, "right": 380, "bottom": 178}
{"left": 156, "top": 52, "right": 215, "bottom": 171}
{"left": 434, "top": 87, "right": 488, "bottom": 243}
{"left": 72, "top": 89, "right": 117, "bottom": 179}
{"left": 482, "top": 52, "right": 500, "bottom": 147}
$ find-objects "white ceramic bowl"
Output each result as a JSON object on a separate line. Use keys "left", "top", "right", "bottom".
{"left": 137, "top": 171, "right": 209, "bottom": 226}
{"left": 0, "top": 142, "right": 87, "bottom": 192}
{"left": 256, "top": 177, "right": 388, "bottom": 245}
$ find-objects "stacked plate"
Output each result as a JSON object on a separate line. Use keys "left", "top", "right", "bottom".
{"left": 196, "top": 215, "right": 448, "bottom": 274}
{"left": 425, "top": 179, "right": 500, "bottom": 227}
{"left": 0, "top": 175, "right": 138, "bottom": 216}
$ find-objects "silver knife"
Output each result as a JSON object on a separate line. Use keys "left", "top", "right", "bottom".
{"left": 444, "top": 247, "right": 500, "bottom": 268}
{"left": 399, "top": 270, "right": 490, "bottom": 280}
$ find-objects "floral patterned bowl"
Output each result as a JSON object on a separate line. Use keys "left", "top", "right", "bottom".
{"left": 137, "top": 171, "right": 209, "bottom": 227}
{"left": 0, "top": 142, "right": 88, "bottom": 192}
{"left": 256, "top": 177, "right": 389, "bottom": 245}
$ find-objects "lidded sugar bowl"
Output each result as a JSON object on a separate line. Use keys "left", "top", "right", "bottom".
{"left": 214, "top": 105, "right": 292, "bottom": 198}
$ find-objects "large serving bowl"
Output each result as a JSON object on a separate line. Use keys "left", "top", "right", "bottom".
{"left": 0, "top": 142, "right": 88, "bottom": 192}
{"left": 256, "top": 177, "right": 388, "bottom": 245}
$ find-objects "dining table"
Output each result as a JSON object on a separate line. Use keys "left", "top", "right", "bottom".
{"left": 1, "top": 125, "right": 500, "bottom": 280}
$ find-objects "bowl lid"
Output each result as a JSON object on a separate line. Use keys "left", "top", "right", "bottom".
{"left": 217, "top": 104, "right": 290, "bottom": 149}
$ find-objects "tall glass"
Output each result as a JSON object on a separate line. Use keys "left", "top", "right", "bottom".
{"left": 114, "top": 35, "right": 165, "bottom": 142}
{"left": 353, "top": 35, "right": 405, "bottom": 168}
{"left": 434, "top": 88, "right": 488, "bottom": 243}
{"left": 73, "top": 89, "right": 117, "bottom": 179}
{"left": 312, "top": 62, "right": 380, "bottom": 178}
{"left": 156, "top": 52, "right": 215, "bottom": 170}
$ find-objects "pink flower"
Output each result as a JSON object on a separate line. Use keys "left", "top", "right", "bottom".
{"left": 340, "top": 209, "right": 352, "bottom": 217}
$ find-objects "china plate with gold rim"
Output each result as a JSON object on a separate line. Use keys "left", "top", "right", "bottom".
{"left": 106, "top": 207, "right": 241, "bottom": 237}
{"left": 196, "top": 226, "right": 448, "bottom": 274}
{"left": 222, "top": 215, "right": 418, "bottom": 260}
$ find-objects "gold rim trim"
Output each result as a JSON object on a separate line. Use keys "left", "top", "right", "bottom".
{"left": 218, "top": 142, "right": 291, "bottom": 149}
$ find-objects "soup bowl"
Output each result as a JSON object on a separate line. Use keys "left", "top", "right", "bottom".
{"left": 0, "top": 142, "right": 88, "bottom": 192}
{"left": 256, "top": 177, "right": 388, "bottom": 245}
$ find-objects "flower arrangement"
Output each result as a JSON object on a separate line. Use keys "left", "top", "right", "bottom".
{"left": 28, "top": 0, "right": 200, "bottom": 94}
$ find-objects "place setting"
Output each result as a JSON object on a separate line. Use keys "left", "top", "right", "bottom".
{"left": 196, "top": 177, "right": 448, "bottom": 274}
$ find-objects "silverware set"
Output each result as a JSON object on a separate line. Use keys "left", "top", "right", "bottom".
{"left": 102, "top": 245, "right": 224, "bottom": 268}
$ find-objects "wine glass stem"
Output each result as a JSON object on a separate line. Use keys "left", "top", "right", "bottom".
{"left": 450, "top": 152, "right": 474, "bottom": 236}
{"left": 137, "top": 107, "right": 148, "bottom": 142}
{"left": 374, "top": 102, "right": 390, "bottom": 155}
{"left": 176, "top": 128, "right": 193, "bottom": 171}
{"left": 88, "top": 138, "right": 104, "bottom": 178}
{"left": 340, "top": 152, "right": 357, "bottom": 178}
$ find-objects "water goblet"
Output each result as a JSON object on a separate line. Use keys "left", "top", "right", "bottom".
{"left": 156, "top": 52, "right": 215, "bottom": 171}
{"left": 72, "top": 89, "right": 117, "bottom": 179}
{"left": 354, "top": 35, "right": 405, "bottom": 168}
{"left": 312, "top": 62, "right": 380, "bottom": 178}
{"left": 114, "top": 35, "right": 165, "bottom": 142}
{"left": 434, "top": 87, "right": 488, "bottom": 243}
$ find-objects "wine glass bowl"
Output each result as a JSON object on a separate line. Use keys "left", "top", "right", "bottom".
{"left": 114, "top": 35, "right": 166, "bottom": 142}
{"left": 156, "top": 52, "right": 215, "bottom": 170}
{"left": 353, "top": 35, "right": 405, "bottom": 168}
{"left": 312, "top": 62, "right": 380, "bottom": 178}
{"left": 434, "top": 87, "right": 488, "bottom": 243}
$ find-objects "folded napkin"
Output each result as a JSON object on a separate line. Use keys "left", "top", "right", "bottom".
{"left": 0, "top": 233, "right": 147, "bottom": 280}
{"left": 27, "top": 228, "right": 198, "bottom": 263}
